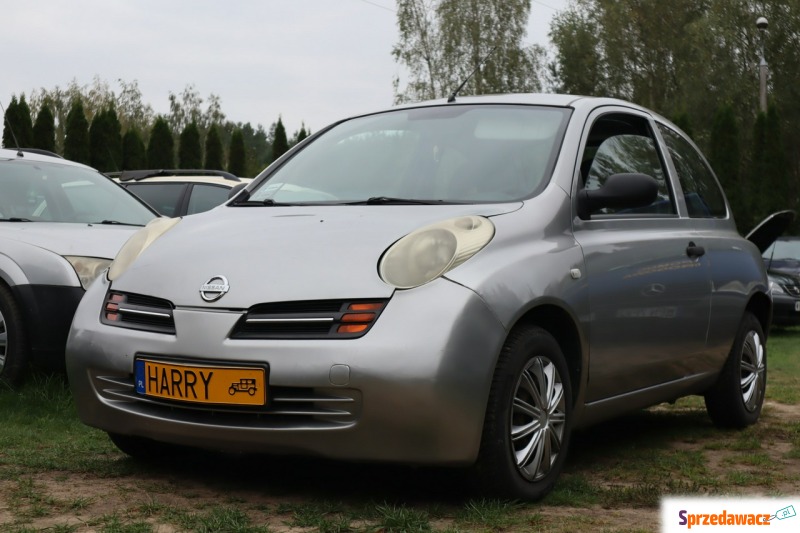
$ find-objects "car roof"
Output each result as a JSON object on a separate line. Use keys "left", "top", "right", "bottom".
{"left": 115, "top": 175, "right": 253, "bottom": 187}
{"left": 108, "top": 169, "right": 241, "bottom": 181}
{"left": 0, "top": 147, "right": 94, "bottom": 169}
{"left": 107, "top": 169, "right": 251, "bottom": 187}
{"left": 386, "top": 93, "right": 655, "bottom": 115}
{"left": 339, "top": 93, "right": 675, "bottom": 135}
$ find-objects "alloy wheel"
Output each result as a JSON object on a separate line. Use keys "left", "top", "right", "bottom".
{"left": 0, "top": 307, "right": 6, "bottom": 372}
{"left": 510, "top": 356, "right": 566, "bottom": 481}
{"left": 740, "top": 330, "right": 765, "bottom": 412}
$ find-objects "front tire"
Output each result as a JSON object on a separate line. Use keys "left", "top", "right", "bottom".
{"left": 473, "top": 326, "right": 572, "bottom": 501}
{"left": 0, "top": 283, "right": 29, "bottom": 385}
{"left": 704, "top": 312, "right": 766, "bottom": 428}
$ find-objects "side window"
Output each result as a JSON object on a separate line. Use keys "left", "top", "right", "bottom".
{"left": 581, "top": 113, "right": 674, "bottom": 215}
{"left": 658, "top": 124, "right": 727, "bottom": 218}
{"left": 125, "top": 183, "right": 185, "bottom": 217}
{"left": 187, "top": 184, "right": 230, "bottom": 215}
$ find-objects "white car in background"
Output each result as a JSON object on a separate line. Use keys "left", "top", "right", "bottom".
{"left": 0, "top": 148, "right": 158, "bottom": 383}
{"left": 110, "top": 170, "right": 252, "bottom": 217}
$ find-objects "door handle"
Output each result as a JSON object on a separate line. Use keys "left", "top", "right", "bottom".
{"left": 686, "top": 241, "right": 705, "bottom": 258}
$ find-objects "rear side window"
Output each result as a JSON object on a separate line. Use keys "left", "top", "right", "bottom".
{"left": 125, "top": 183, "right": 185, "bottom": 217}
{"left": 187, "top": 184, "right": 230, "bottom": 215}
{"left": 658, "top": 124, "right": 727, "bottom": 218}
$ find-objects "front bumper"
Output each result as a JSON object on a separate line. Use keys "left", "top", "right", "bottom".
{"left": 66, "top": 275, "right": 507, "bottom": 466}
{"left": 12, "top": 284, "right": 84, "bottom": 370}
{"left": 771, "top": 293, "right": 800, "bottom": 327}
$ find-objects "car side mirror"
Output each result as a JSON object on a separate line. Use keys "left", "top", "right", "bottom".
{"left": 228, "top": 182, "right": 248, "bottom": 200}
{"left": 577, "top": 173, "right": 659, "bottom": 220}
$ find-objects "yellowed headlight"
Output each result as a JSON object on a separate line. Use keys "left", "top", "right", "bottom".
{"left": 108, "top": 217, "right": 180, "bottom": 281}
{"left": 64, "top": 256, "right": 113, "bottom": 290}
{"left": 379, "top": 216, "right": 495, "bottom": 289}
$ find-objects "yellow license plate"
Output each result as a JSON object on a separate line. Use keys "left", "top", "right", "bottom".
{"left": 135, "top": 359, "right": 267, "bottom": 406}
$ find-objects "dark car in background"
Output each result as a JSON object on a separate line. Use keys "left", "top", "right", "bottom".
{"left": 763, "top": 236, "right": 800, "bottom": 277}
{"left": 763, "top": 237, "right": 800, "bottom": 326}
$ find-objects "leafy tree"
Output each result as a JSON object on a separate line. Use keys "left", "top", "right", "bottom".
{"left": 64, "top": 99, "right": 91, "bottom": 164}
{"left": 147, "top": 116, "right": 175, "bottom": 168}
{"left": 28, "top": 78, "right": 154, "bottom": 154}
{"left": 709, "top": 104, "right": 745, "bottom": 227}
{"left": 204, "top": 124, "right": 224, "bottom": 170}
{"left": 547, "top": 3, "right": 606, "bottom": 96}
{"left": 291, "top": 123, "right": 309, "bottom": 147}
{"left": 179, "top": 122, "right": 202, "bottom": 168}
{"left": 2, "top": 95, "right": 35, "bottom": 149}
{"left": 761, "top": 104, "right": 790, "bottom": 220}
{"left": 271, "top": 117, "right": 289, "bottom": 163}
{"left": 14, "top": 95, "right": 34, "bottom": 147}
{"left": 239, "top": 122, "right": 271, "bottom": 177}
{"left": 671, "top": 112, "right": 693, "bottom": 140}
{"left": 32, "top": 105, "right": 56, "bottom": 153}
{"left": 168, "top": 84, "right": 227, "bottom": 136}
{"left": 90, "top": 108, "right": 122, "bottom": 172}
{"left": 748, "top": 111, "right": 769, "bottom": 228}
{"left": 228, "top": 129, "right": 246, "bottom": 176}
{"left": 2, "top": 96, "right": 19, "bottom": 149}
{"left": 549, "top": 0, "right": 800, "bottom": 230}
{"left": 393, "top": 0, "right": 544, "bottom": 102}
{"left": 122, "top": 128, "right": 146, "bottom": 170}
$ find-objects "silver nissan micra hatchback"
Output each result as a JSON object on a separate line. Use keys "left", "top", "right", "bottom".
{"left": 66, "top": 94, "right": 788, "bottom": 500}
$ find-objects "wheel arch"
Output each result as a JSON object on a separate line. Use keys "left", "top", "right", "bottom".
{"left": 509, "top": 304, "right": 584, "bottom": 406}
{"left": 746, "top": 290, "right": 772, "bottom": 340}
{"left": 0, "top": 253, "right": 30, "bottom": 288}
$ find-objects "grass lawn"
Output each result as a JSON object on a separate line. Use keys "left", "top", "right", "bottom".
{"left": 0, "top": 327, "right": 797, "bottom": 532}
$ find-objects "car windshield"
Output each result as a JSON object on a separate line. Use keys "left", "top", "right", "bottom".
{"left": 247, "top": 104, "right": 570, "bottom": 204}
{"left": 764, "top": 239, "right": 800, "bottom": 261}
{"left": 0, "top": 160, "right": 156, "bottom": 225}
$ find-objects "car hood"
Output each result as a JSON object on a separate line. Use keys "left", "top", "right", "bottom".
{"left": 112, "top": 203, "right": 521, "bottom": 307}
{"left": 0, "top": 222, "right": 145, "bottom": 259}
{"left": 767, "top": 270, "right": 800, "bottom": 284}
{"left": 745, "top": 210, "right": 796, "bottom": 253}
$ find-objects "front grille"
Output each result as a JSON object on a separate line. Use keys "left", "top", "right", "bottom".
{"left": 230, "top": 299, "right": 388, "bottom": 340}
{"left": 101, "top": 291, "right": 176, "bottom": 334}
{"left": 93, "top": 373, "right": 361, "bottom": 428}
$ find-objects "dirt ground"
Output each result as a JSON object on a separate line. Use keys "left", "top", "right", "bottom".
{"left": 1, "top": 401, "right": 798, "bottom": 532}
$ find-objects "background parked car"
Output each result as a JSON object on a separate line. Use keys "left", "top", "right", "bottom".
{"left": 109, "top": 170, "right": 252, "bottom": 217}
{"left": 767, "top": 272, "right": 800, "bottom": 326}
{"left": 763, "top": 236, "right": 800, "bottom": 277}
{"left": 0, "top": 148, "right": 159, "bottom": 383}
{"left": 67, "top": 94, "right": 789, "bottom": 501}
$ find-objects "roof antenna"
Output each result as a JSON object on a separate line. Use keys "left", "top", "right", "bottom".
{"left": 447, "top": 46, "right": 497, "bottom": 103}
{"left": 0, "top": 100, "right": 24, "bottom": 157}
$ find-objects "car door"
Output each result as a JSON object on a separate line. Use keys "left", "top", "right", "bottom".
{"left": 571, "top": 108, "right": 713, "bottom": 403}
{"left": 656, "top": 122, "right": 768, "bottom": 362}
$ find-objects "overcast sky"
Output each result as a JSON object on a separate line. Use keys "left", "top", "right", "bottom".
{"left": 2, "top": 0, "right": 567, "bottom": 135}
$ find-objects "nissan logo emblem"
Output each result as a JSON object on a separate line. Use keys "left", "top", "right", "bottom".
{"left": 199, "top": 275, "right": 230, "bottom": 302}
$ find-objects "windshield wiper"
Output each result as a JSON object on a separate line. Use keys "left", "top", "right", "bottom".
{"left": 0, "top": 217, "right": 33, "bottom": 222}
{"left": 346, "top": 197, "right": 445, "bottom": 205}
{"left": 233, "top": 198, "right": 291, "bottom": 206}
{"left": 91, "top": 220, "right": 144, "bottom": 226}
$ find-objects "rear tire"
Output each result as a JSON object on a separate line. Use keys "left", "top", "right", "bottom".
{"left": 0, "top": 283, "right": 29, "bottom": 385}
{"left": 473, "top": 326, "right": 572, "bottom": 501}
{"left": 704, "top": 312, "right": 766, "bottom": 428}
